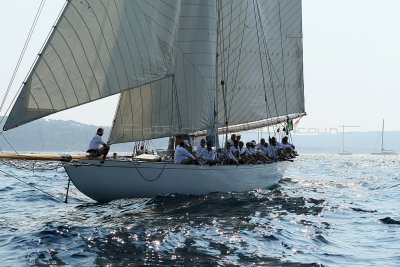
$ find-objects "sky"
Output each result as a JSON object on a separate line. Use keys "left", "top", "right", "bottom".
{"left": 1, "top": 0, "right": 400, "bottom": 132}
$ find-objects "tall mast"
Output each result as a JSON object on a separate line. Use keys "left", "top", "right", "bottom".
{"left": 381, "top": 119, "right": 385, "bottom": 152}
{"left": 214, "top": 0, "right": 221, "bottom": 148}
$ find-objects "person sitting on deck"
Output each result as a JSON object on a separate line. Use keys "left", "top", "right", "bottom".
{"left": 227, "top": 141, "right": 239, "bottom": 165}
{"left": 267, "top": 137, "right": 286, "bottom": 161}
{"left": 227, "top": 134, "right": 236, "bottom": 147}
{"left": 239, "top": 141, "right": 255, "bottom": 164}
{"left": 196, "top": 139, "right": 206, "bottom": 157}
{"left": 281, "top": 136, "right": 296, "bottom": 158}
{"left": 87, "top": 128, "right": 110, "bottom": 162}
{"left": 137, "top": 145, "right": 145, "bottom": 155}
{"left": 174, "top": 141, "right": 196, "bottom": 164}
{"left": 230, "top": 140, "right": 240, "bottom": 159}
{"left": 250, "top": 140, "right": 270, "bottom": 163}
{"left": 256, "top": 138, "right": 269, "bottom": 155}
{"left": 198, "top": 141, "right": 218, "bottom": 165}
{"left": 220, "top": 142, "right": 239, "bottom": 165}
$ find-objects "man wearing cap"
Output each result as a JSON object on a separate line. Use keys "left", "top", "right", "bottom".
{"left": 174, "top": 141, "right": 196, "bottom": 164}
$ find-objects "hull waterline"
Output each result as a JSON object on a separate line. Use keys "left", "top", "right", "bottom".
{"left": 64, "top": 160, "right": 287, "bottom": 203}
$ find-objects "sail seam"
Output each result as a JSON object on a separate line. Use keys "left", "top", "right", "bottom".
{"left": 112, "top": 1, "right": 139, "bottom": 86}
{"left": 87, "top": 3, "right": 122, "bottom": 94}
{"left": 33, "top": 73, "right": 55, "bottom": 111}
{"left": 41, "top": 56, "right": 68, "bottom": 108}
{"left": 63, "top": 16, "right": 103, "bottom": 98}
{"left": 48, "top": 43, "right": 80, "bottom": 105}
{"left": 53, "top": 28, "right": 92, "bottom": 101}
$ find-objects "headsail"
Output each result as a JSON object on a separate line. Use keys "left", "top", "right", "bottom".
{"left": 108, "top": 0, "right": 217, "bottom": 144}
{"left": 4, "top": 0, "right": 181, "bottom": 131}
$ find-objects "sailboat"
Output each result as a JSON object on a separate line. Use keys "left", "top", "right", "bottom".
{"left": 338, "top": 125, "right": 352, "bottom": 155}
{"left": 338, "top": 125, "right": 358, "bottom": 155}
{"left": 1, "top": 0, "right": 305, "bottom": 202}
{"left": 371, "top": 119, "right": 397, "bottom": 155}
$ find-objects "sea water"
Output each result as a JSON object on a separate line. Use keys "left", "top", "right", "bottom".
{"left": 0, "top": 154, "right": 399, "bottom": 266}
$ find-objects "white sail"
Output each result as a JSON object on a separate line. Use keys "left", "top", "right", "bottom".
{"left": 217, "top": 0, "right": 304, "bottom": 126}
{"left": 108, "top": 0, "right": 217, "bottom": 143}
{"left": 4, "top": 0, "right": 181, "bottom": 131}
{"left": 108, "top": 0, "right": 305, "bottom": 144}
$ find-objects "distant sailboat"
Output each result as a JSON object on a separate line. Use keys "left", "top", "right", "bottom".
{"left": 338, "top": 125, "right": 357, "bottom": 155}
{"left": 371, "top": 120, "right": 397, "bottom": 155}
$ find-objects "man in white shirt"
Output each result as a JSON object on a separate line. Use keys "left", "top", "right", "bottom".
{"left": 227, "top": 141, "right": 239, "bottom": 165}
{"left": 87, "top": 128, "right": 110, "bottom": 161}
{"left": 174, "top": 141, "right": 196, "bottom": 164}
{"left": 256, "top": 138, "right": 269, "bottom": 155}
{"left": 196, "top": 139, "right": 206, "bottom": 158}
{"left": 239, "top": 141, "right": 254, "bottom": 164}
{"left": 198, "top": 141, "right": 217, "bottom": 165}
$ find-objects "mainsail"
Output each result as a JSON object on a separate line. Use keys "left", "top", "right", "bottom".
{"left": 4, "top": 0, "right": 181, "bottom": 131}
{"left": 109, "top": 0, "right": 305, "bottom": 144}
{"left": 216, "top": 0, "right": 305, "bottom": 126}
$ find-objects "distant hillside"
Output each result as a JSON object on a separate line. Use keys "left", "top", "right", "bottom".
{"left": 1, "top": 116, "right": 399, "bottom": 154}
{"left": 0, "top": 116, "right": 138, "bottom": 153}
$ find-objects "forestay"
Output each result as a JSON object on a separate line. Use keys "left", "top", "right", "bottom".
{"left": 4, "top": 0, "right": 181, "bottom": 131}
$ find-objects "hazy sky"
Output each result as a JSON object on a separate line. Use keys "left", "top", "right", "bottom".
{"left": 1, "top": 0, "right": 399, "bottom": 132}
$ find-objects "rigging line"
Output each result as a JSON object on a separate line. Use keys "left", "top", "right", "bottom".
{"left": 1, "top": 1, "right": 69, "bottom": 131}
{"left": 254, "top": 2, "right": 275, "bottom": 120}
{"left": 0, "top": 168, "right": 64, "bottom": 202}
{"left": 277, "top": 1, "right": 289, "bottom": 115}
{"left": 139, "top": 87, "right": 145, "bottom": 140}
{"left": 253, "top": 0, "right": 273, "bottom": 128}
{"left": 256, "top": 2, "right": 281, "bottom": 130}
{"left": 219, "top": 1, "right": 229, "bottom": 138}
{"left": 224, "top": 0, "right": 235, "bottom": 121}
{"left": 172, "top": 76, "right": 183, "bottom": 134}
{"left": 78, "top": 160, "right": 167, "bottom": 183}
{"left": 0, "top": 0, "right": 46, "bottom": 125}
{"left": 0, "top": 132, "right": 20, "bottom": 155}
{"left": 228, "top": 0, "right": 249, "bottom": 119}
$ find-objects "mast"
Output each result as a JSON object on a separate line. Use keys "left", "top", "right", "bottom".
{"left": 381, "top": 119, "right": 385, "bottom": 152}
{"left": 214, "top": 0, "right": 221, "bottom": 148}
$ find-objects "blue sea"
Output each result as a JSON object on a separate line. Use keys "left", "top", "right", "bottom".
{"left": 0, "top": 154, "right": 399, "bottom": 266}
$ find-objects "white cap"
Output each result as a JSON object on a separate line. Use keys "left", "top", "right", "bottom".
{"left": 184, "top": 140, "right": 191, "bottom": 147}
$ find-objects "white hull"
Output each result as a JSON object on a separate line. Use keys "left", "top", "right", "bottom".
{"left": 64, "top": 160, "right": 287, "bottom": 203}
